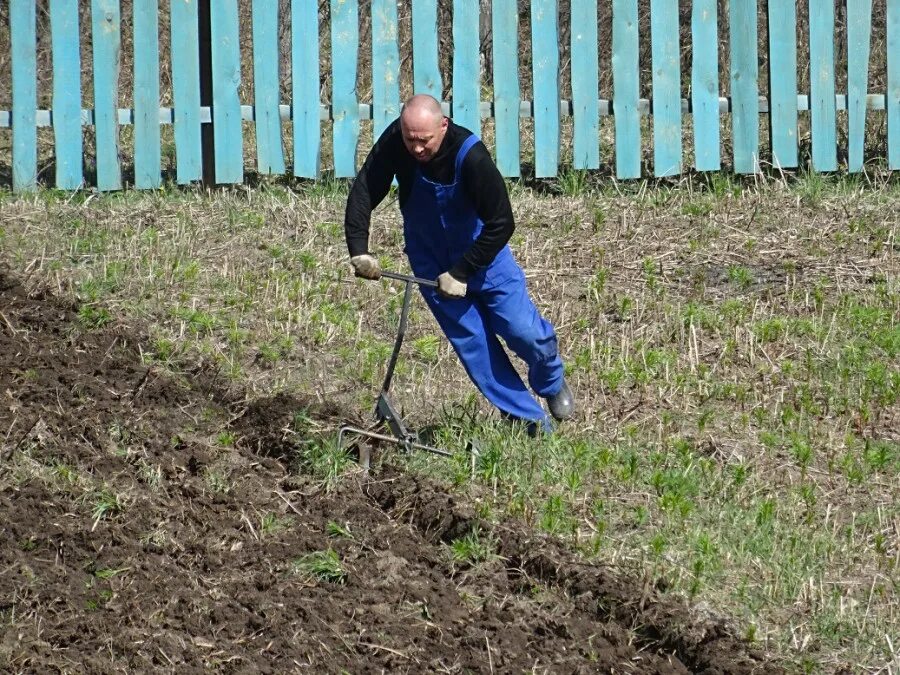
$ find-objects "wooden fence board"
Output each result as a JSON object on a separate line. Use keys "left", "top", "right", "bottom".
{"left": 210, "top": 0, "right": 243, "bottom": 183}
{"left": 412, "top": 0, "right": 441, "bottom": 99}
{"left": 10, "top": 0, "right": 37, "bottom": 192}
{"left": 767, "top": 0, "right": 798, "bottom": 169}
{"left": 133, "top": 0, "right": 160, "bottom": 188}
{"left": 332, "top": 0, "right": 359, "bottom": 177}
{"left": 809, "top": 0, "right": 837, "bottom": 171}
{"left": 650, "top": 0, "right": 681, "bottom": 176}
{"left": 888, "top": 0, "right": 900, "bottom": 169}
{"left": 492, "top": 0, "right": 521, "bottom": 176}
{"left": 729, "top": 0, "right": 759, "bottom": 174}
{"left": 531, "top": 0, "right": 560, "bottom": 177}
{"left": 50, "top": 0, "right": 83, "bottom": 189}
{"left": 92, "top": 0, "right": 122, "bottom": 191}
{"left": 292, "top": 0, "right": 320, "bottom": 177}
{"left": 252, "top": 0, "right": 285, "bottom": 175}
{"left": 2, "top": 0, "right": 899, "bottom": 190}
{"left": 691, "top": 0, "right": 720, "bottom": 171}
{"left": 847, "top": 0, "right": 873, "bottom": 173}
{"left": 612, "top": 0, "right": 640, "bottom": 179}
{"left": 571, "top": 0, "right": 599, "bottom": 169}
{"left": 372, "top": 0, "right": 400, "bottom": 140}
{"left": 171, "top": 0, "right": 202, "bottom": 183}
{"left": 452, "top": 0, "right": 480, "bottom": 135}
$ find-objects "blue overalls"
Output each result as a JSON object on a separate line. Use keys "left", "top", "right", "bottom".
{"left": 400, "top": 134, "right": 564, "bottom": 428}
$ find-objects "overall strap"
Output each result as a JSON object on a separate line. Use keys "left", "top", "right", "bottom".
{"left": 454, "top": 134, "right": 481, "bottom": 181}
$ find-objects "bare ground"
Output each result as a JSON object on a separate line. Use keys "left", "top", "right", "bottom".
{"left": 0, "top": 263, "right": 781, "bottom": 672}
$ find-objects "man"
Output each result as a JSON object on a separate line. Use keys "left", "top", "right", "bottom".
{"left": 344, "top": 94, "right": 574, "bottom": 432}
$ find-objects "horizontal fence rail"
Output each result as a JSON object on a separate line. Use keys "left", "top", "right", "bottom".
{"left": 1, "top": 0, "right": 898, "bottom": 192}
{"left": 0, "top": 95, "right": 892, "bottom": 129}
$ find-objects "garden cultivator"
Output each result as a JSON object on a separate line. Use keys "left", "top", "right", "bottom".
{"left": 339, "top": 271, "right": 464, "bottom": 468}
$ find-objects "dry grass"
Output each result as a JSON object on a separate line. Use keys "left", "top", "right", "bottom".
{"left": 0, "top": 170, "right": 898, "bottom": 672}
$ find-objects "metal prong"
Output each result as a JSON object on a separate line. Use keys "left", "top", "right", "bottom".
{"left": 338, "top": 425, "right": 452, "bottom": 458}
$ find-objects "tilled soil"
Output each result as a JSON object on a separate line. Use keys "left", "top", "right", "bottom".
{"left": 0, "top": 265, "right": 779, "bottom": 674}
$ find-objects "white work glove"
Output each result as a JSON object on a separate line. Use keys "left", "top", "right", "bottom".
{"left": 350, "top": 254, "right": 381, "bottom": 280}
{"left": 437, "top": 272, "right": 467, "bottom": 299}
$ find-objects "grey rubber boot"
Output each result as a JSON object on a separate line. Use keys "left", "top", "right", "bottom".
{"left": 546, "top": 379, "right": 575, "bottom": 421}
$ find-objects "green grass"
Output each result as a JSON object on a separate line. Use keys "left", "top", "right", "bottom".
{"left": 291, "top": 548, "right": 347, "bottom": 584}
{"left": 448, "top": 527, "right": 498, "bottom": 568}
{"left": 326, "top": 521, "right": 355, "bottom": 539}
{"left": 0, "top": 173, "right": 897, "bottom": 672}
{"left": 260, "top": 512, "right": 294, "bottom": 536}
{"left": 89, "top": 489, "right": 124, "bottom": 530}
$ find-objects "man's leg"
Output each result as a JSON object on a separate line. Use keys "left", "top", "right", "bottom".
{"left": 420, "top": 288, "right": 551, "bottom": 425}
{"left": 480, "top": 268, "right": 565, "bottom": 398}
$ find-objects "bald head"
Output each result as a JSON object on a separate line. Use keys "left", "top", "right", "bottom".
{"left": 402, "top": 94, "right": 443, "bottom": 124}
{"left": 400, "top": 94, "right": 448, "bottom": 162}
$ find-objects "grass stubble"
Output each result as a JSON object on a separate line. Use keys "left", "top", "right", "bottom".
{"left": 0, "top": 169, "right": 897, "bottom": 673}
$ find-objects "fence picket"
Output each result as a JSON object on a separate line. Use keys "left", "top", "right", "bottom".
{"left": 729, "top": 0, "right": 759, "bottom": 174}
{"left": 413, "top": 0, "right": 441, "bottom": 98}
{"left": 571, "top": 0, "right": 599, "bottom": 170}
{"left": 809, "top": 0, "right": 837, "bottom": 171}
{"left": 612, "top": 0, "right": 640, "bottom": 179}
{"left": 888, "top": 0, "right": 899, "bottom": 169}
{"left": 50, "top": 0, "right": 83, "bottom": 189}
{"left": 531, "top": 0, "right": 560, "bottom": 177}
{"left": 691, "top": 0, "right": 719, "bottom": 171}
{"left": 452, "top": 0, "right": 480, "bottom": 135}
{"left": 210, "top": 0, "right": 243, "bottom": 183}
{"left": 171, "top": 0, "right": 202, "bottom": 183}
{"left": 650, "top": 0, "right": 681, "bottom": 176}
{"left": 847, "top": 0, "right": 873, "bottom": 173}
{"left": 292, "top": 0, "right": 320, "bottom": 177}
{"left": 492, "top": 0, "right": 521, "bottom": 177}
{"left": 10, "top": 0, "right": 36, "bottom": 192}
{"left": 133, "top": 0, "right": 160, "bottom": 188}
{"left": 252, "top": 0, "right": 285, "bottom": 175}
{"left": 332, "top": 0, "right": 359, "bottom": 177}
{"left": 767, "top": 0, "right": 798, "bottom": 169}
{"left": 372, "top": 0, "right": 400, "bottom": 140}
{"left": 2, "top": 0, "right": 899, "bottom": 191}
{"left": 92, "top": 0, "right": 122, "bottom": 191}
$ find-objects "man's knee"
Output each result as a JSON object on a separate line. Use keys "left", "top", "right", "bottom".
{"left": 502, "top": 321, "right": 557, "bottom": 362}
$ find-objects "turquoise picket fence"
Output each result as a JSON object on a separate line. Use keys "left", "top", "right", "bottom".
{"left": 1, "top": 0, "right": 898, "bottom": 192}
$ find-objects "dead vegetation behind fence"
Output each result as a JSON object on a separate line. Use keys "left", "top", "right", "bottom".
{"left": 0, "top": 1, "right": 889, "bottom": 111}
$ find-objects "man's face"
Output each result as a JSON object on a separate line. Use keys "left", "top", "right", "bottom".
{"left": 400, "top": 113, "right": 448, "bottom": 163}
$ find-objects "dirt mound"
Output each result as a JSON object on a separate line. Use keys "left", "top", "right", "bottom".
{"left": 0, "top": 265, "right": 779, "bottom": 673}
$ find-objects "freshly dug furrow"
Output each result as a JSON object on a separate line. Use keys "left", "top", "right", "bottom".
{"left": 1, "top": 266, "right": 778, "bottom": 673}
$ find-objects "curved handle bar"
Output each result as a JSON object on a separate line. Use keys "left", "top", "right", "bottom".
{"left": 380, "top": 270, "right": 439, "bottom": 289}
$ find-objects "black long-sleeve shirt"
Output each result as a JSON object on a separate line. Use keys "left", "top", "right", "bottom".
{"left": 344, "top": 119, "right": 515, "bottom": 281}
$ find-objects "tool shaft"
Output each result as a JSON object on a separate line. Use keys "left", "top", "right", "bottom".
{"left": 379, "top": 271, "right": 437, "bottom": 393}
{"left": 381, "top": 281, "right": 413, "bottom": 393}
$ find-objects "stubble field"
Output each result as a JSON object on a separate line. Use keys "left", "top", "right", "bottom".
{"left": 0, "top": 171, "right": 897, "bottom": 673}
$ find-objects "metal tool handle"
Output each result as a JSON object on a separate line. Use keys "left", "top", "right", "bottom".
{"left": 378, "top": 270, "right": 436, "bottom": 395}
{"left": 380, "top": 270, "right": 438, "bottom": 288}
